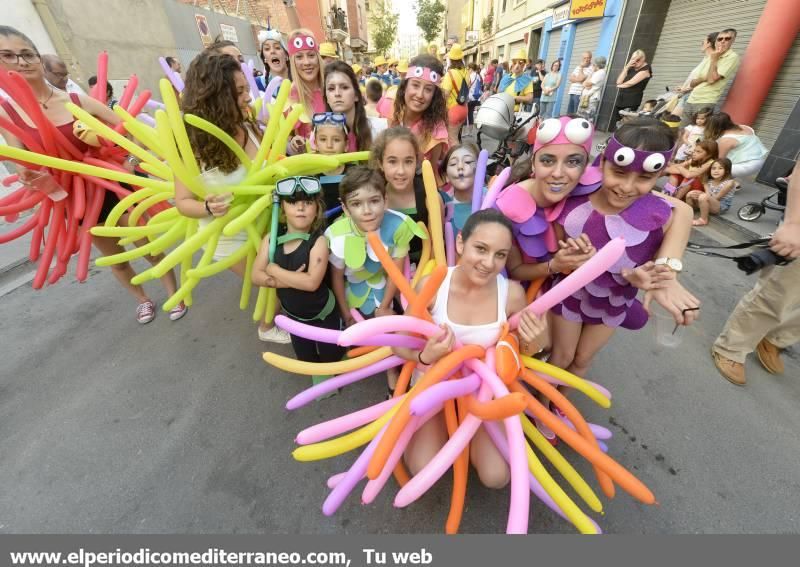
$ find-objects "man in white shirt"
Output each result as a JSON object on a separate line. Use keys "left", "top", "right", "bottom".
{"left": 42, "top": 54, "right": 86, "bottom": 95}
{"left": 567, "top": 51, "right": 593, "bottom": 115}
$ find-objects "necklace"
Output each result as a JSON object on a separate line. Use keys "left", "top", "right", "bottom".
{"left": 38, "top": 86, "right": 54, "bottom": 109}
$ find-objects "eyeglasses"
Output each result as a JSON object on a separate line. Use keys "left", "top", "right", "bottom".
{"left": 275, "top": 176, "right": 321, "bottom": 197}
{"left": 312, "top": 112, "right": 347, "bottom": 126}
{"left": 0, "top": 50, "right": 41, "bottom": 65}
{"left": 716, "top": 36, "right": 733, "bottom": 42}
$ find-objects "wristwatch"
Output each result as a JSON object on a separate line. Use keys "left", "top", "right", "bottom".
{"left": 654, "top": 257, "right": 683, "bottom": 272}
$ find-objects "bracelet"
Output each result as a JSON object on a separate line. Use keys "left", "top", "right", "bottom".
{"left": 547, "top": 259, "right": 555, "bottom": 275}
{"left": 418, "top": 350, "right": 429, "bottom": 365}
{"left": 204, "top": 200, "right": 213, "bottom": 216}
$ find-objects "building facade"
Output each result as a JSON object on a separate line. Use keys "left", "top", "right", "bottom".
{"left": 447, "top": 0, "right": 798, "bottom": 175}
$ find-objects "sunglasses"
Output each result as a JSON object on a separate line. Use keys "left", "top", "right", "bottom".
{"left": 716, "top": 36, "right": 733, "bottom": 42}
{"left": 275, "top": 176, "right": 321, "bottom": 198}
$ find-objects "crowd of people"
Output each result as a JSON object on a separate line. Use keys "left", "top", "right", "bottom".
{"left": 0, "top": 12, "right": 798, "bottom": 525}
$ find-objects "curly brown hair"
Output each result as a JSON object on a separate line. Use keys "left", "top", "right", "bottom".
{"left": 391, "top": 54, "right": 446, "bottom": 150}
{"left": 182, "top": 52, "right": 251, "bottom": 174}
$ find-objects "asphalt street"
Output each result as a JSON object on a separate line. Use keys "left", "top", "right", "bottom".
{"left": 0, "top": 219, "right": 798, "bottom": 534}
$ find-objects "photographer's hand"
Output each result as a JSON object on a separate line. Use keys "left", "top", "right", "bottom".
{"left": 770, "top": 222, "right": 800, "bottom": 259}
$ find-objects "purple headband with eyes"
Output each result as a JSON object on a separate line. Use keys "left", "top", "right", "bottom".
{"left": 602, "top": 135, "right": 674, "bottom": 173}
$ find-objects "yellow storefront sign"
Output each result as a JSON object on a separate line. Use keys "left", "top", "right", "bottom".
{"left": 569, "top": 0, "right": 607, "bottom": 19}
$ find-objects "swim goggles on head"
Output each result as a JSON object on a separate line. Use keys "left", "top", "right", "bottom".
{"left": 275, "top": 176, "right": 322, "bottom": 198}
{"left": 312, "top": 112, "right": 347, "bottom": 126}
{"left": 311, "top": 112, "right": 349, "bottom": 135}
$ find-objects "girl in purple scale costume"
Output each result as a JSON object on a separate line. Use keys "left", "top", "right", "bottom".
{"left": 497, "top": 117, "right": 604, "bottom": 285}
{"left": 548, "top": 119, "right": 701, "bottom": 379}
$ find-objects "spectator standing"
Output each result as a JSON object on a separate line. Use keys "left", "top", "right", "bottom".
{"left": 88, "top": 75, "right": 117, "bottom": 108}
{"left": 498, "top": 50, "right": 534, "bottom": 112}
{"left": 526, "top": 58, "right": 546, "bottom": 113}
{"left": 41, "top": 54, "right": 86, "bottom": 95}
{"left": 613, "top": 49, "right": 652, "bottom": 126}
{"left": 319, "top": 42, "right": 339, "bottom": 65}
{"left": 166, "top": 56, "right": 182, "bottom": 76}
{"left": 465, "top": 63, "right": 483, "bottom": 133}
{"left": 711, "top": 161, "right": 800, "bottom": 386}
{"left": 577, "top": 55, "right": 606, "bottom": 122}
{"left": 674, "top": 32, "right": 718, "bottom": 116}
{"left": 679, "top": 28, "right": 740, "bottom": 127}
{"left": 567, "top": 51, "right": 593, "bottom": 115}
{"left": 539, "top": 59, "right": 562, "bottom": 119}
{"left": 492, "top": 61, "right": 508, "bottom": 95}
{"left": 441, "top": 44, "right": 469, "bottom": 146}
{"left": 705, "top": 111, "right": 768, "bottom": 178}
{"left": 483, "top": 59, "right": 497, "bottom": 92}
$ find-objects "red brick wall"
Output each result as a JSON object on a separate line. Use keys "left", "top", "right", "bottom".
{"left": 295, "top": 0, "right": 325, "bottom": 40}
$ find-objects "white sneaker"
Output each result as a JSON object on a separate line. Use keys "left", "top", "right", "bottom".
{"left": 258, "top": 325, "right": 292, "bottom": 344}
{"left": 168, "top": 302, "right": 188, "bottom": 321}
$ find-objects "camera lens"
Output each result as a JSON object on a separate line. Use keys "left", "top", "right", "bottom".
{"left": 737, "top": 249, "right": 782, "bottom": 275}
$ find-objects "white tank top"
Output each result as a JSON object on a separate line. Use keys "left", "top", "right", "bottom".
{"left": 430, "top": 266, "right": 508, "bottom": 348}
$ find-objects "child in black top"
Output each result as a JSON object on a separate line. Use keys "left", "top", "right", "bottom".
{"left": 253, "top": 176, "right": 344, "bottom": 393}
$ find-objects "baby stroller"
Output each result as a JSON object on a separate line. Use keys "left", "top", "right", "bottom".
{"left": 737, "top": 176, "right": 789, "bottom": 222}
{"left": 617, "top": 87, "right": 680, "bottom": 125}
{"left": 475, "top": 93, "right": 538, "bottom": 176}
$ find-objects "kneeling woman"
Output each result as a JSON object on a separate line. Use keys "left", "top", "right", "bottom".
{"left": 392, "top": 209, "right": 548, "bottom": 488}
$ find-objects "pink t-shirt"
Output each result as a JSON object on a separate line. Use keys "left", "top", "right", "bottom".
{"left": 409, "top": 118, "right": 448, "bottom": 162}
{"left": 290, "top": 86, "right": 326, "bottom": 139}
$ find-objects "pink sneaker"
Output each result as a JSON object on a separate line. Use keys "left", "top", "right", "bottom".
{"left": 136, "top": 300, "right": 156, "bottom": 324}
{"left": 169, "top": 301, "right": 188, "bottom": 321}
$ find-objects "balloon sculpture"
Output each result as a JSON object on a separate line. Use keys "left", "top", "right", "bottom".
{"left": 0, "top": 72, "right": 369, "bottom": 322}
{"left": 0, "top": 52, "right": 157, "bottom": 289}
{"left": 263, "top": 157, "right": 656, "bottom": 535}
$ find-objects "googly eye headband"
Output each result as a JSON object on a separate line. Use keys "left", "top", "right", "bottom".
{"left": 405, "top": 66, "right": 441, "bottom": 86}
{"left": 288, "top": 34, "right": 318, "bottom": 57}
{"left": 602, "top": 135, "right": 674, "bottom": 173}
{"left": 533, "top": 117, "right": 594, "bottom": 156}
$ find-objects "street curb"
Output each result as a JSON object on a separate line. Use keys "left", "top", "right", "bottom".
{"left": 710, "top": 213, "right": 764, "bottom": 240}
{"left": 0, "top": 256, "right": 31, "bottom": 277}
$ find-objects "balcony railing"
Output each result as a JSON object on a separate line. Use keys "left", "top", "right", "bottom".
{"left": 329, "top": 8, "right": 348, "bottom": 32}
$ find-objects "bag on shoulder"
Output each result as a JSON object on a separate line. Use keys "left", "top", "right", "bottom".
{"left": 450, "top": 71, "right": 469, "bottom": 106}
{"left": 470, "top": 74, "right": 483, "bottom": 101}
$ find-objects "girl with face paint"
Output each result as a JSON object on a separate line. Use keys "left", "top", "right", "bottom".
{"left": 438, "top": 143, "right": 484, "bottom": 236}
{"left": 546, "top": 118, "right": 700, "bottom": 382}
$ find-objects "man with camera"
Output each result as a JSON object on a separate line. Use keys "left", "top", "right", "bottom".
{"left": 712, "top": 163, "right": 800, "bottom": 385}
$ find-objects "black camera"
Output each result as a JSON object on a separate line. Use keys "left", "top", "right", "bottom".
{"left": 687, "top": 238, "right": 793, "bottom": 275}
{"left": 735, "top": 248, "right": 792, "bottom": 275}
